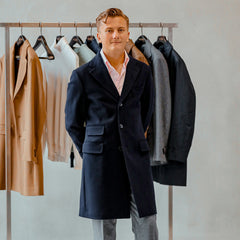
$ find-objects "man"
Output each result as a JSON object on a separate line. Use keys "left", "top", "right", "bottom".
{"left": 65, "top": 8, "right": 158, "bottom": 240}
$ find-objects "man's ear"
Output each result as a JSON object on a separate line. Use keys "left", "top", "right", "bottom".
{"left": 127, "top": 31, "right": 130, "bottom": 42}
{"left": 97, "top": 32, "right": 102, "bottom": 43}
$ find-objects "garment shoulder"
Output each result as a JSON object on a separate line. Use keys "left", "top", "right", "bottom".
{"left": 130, "top": 56, "right": 150, "bottom": 71}
{"left": 27, "top": 46, "right": 41, "bottom": 65}
{"left": 172, "top": 49, "right": 186, "bottom": 66}
{"left": 150, "top": 45, "right": 166, "bottom": 61}
{"left": 71, "top": 61, "right": 91, "bottom": 85}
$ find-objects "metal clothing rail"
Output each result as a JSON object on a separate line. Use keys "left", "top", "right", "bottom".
{"left": 0, "top": 22, "right": 178, "bottom": 240}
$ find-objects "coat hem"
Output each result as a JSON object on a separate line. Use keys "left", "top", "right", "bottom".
{"left": 79, "top": 212, "right": 131, "bottom": 220}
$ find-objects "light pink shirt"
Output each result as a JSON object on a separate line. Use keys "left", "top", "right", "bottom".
{"left": 100, "top": 49, "right": 129, "bottom": 95}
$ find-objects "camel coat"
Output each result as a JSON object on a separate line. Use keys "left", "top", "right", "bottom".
{"left": 0, "top": 39, "right": 46, "bottom": 196}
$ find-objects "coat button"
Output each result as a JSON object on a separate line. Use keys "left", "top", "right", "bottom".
{"left": 118, "top": 146, "right": 122, "bottom": 152}
{"left": 119, "top": 103, "right": 123, "bottom": 107}
{"left": 119, "top": 124, "right": 123, "bottom": 129}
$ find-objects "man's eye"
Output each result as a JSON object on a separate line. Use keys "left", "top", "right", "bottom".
{"left": 107, "top": 29, "right": 112, "bottom": 32}
{"left": 119, "top": 29, "right": 125, "bottom": 32}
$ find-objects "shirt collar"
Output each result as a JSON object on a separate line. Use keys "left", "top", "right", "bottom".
{"left": 100, "top": 49, "right": 129, "bottom": 72}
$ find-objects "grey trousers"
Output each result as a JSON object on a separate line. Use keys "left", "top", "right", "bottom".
{"left": 92, "top": 193, "right": 159, "bottom": 240}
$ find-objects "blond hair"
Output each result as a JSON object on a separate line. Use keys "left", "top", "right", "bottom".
{"left": 96, "top": 8, "right": 129, "bottom": 31}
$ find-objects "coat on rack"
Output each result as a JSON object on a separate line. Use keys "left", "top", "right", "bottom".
{"left": 40, "top": 37, "right": 81, "bottom": 165}
{"left": 152, "top": 40, "right": 196, "bottom": 186}
{"left": 135, "top": 37, "right": 171, "bottom": 166}
{"left": 0, "top": 39, "right": 46, "bottom": 195}
{"left": 65, "top": 51, "right": 157, "bottom": 219}
{"left": 125, "top": 39, "right": 149, "bottom": 66}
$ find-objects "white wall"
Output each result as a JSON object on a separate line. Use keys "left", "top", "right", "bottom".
{"left": 0, "top": 0, "right": 240, "bottom": 239}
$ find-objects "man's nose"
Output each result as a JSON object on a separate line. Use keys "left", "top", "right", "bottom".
{"left": 112, "top": 30, "right": 119, "bottom": 38}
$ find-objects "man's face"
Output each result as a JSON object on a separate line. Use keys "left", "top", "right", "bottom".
{"left": 97, "top": 16, "right": 130, "bottom": 54}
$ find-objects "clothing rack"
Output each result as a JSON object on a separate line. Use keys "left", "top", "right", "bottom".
{"left": 0, "top": 22, "right": 178, "bottom": 240}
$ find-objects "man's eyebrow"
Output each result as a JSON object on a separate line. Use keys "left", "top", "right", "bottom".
{"left": 105, "top": 26, "right": 126, "bottom": 29}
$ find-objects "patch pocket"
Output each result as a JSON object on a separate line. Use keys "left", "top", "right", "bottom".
{"left": 82, "top": 142, "right": 103, "bottom": 154}
{"left": 139, "top": 139, "right": 150, "bottom": 152}
{"left": 86, "top": 126, "right": 104, "bottom": 142}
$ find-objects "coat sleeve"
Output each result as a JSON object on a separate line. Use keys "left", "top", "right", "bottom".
{"left": 166, "top": 56, "right": 196, "bottom": 164}
{"left": 140, "top": 66, "right": 155, "bottom": 132}
{"left": 65, "top": 70, "right": 86, "bottom": 156}
{"left": 24, "top": 57, "right": 46, "bottom": 163}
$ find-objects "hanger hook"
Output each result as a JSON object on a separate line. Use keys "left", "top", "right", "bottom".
{"left": 89, "top": 22, "right": 93, "bottom": 35}
{"left": 19, "top": 21, "right": 23, "bottom": 35}
{"left": 58, "top": 22, "right": 62, "bottom": 35}
{"left": 161, "top": 22, "right": 164, "bottom": 36}
{"left": 139, "top": 22, "right": 143, "bottom": 35}
{"left": 39, "top": 22, "right": 42, "bottom": 35}
{"left": 74, "top": 21, "right": 77, "bottom": 35}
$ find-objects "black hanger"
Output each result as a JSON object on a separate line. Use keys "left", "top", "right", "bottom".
{"left": 15, "top": 23, "right": 26, "bottom": 60}
{"left": 86, "top": 23, "right": 95, "bottom": 42}
{"left": 156, "top": 23, "right": 167, "bottom": 42}
{"left": 86, "top": 35, "right": 95, "bottom": 42}
{"left": 32, "top": 23, "right": 54, "bottom": 60}
{"left": 135, "top": 35, "right": 148, "bottom": 48}
{"left": 15, "top": 35, "right": 26, "bottom": 60}
{"left": 16, "top": 35, "right": 26, "bottom": 47}
{"left": 33, "top": 35, "right": 55, "bottom": 60}
{"left": 69, "top": 22, "right": 84, "bottom": 48}
{"left": 138, "top": 35, "right": 148, "bottom": 42}
{"left": 69, "top": 35, "right": 84, "bottom": 48}
{"left": 56, "top": 35, "right": 64, "bottom": 43}
{"left": 56, "top": 22, "right": 64, "bottom": 44}
{"left": 157, "top": 35, "right": 167, "bottom": 42}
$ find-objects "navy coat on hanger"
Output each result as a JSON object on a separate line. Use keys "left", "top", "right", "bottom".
{"left": 152, "top": 40, "right": 196, "bottom": 186}
{"left": 65, "top": 52, "right": 157, "bottom": 219}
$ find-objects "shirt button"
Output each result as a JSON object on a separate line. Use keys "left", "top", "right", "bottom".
{"left": 119, "top": 124, "right": 123, "bottom": 129}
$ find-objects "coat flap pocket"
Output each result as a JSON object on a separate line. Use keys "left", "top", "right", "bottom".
{"left": 82, "top": 142, "right": 103, "bottom": 154}
{"left": 139, "top": 139, "right": 150, "bottom": 152}
{"left": 0, "top": 124, "right": 5, "bottom": 134}
{"left": 87, "top": 126, "right": 104, "bottom": 136}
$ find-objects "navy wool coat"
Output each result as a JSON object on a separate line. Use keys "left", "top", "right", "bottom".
{"left": 152, "top": 40, "right": 196, "bottom": 186}
{"left": 65, "top": 52, "right": 157, "bottom": 219}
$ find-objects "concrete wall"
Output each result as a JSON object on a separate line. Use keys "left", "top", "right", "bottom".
{"left": 0, "top": 0, "right": 240, "bottom": 239}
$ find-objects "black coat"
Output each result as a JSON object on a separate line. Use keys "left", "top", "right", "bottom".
{"left": 85, "top": 36, "right": 101, "bottom": 54}
{"left": 65, "top": 52, "right": 157, "bottom": 219}
{"left": 152, "top": 40, "right": 196, "bottom": 186}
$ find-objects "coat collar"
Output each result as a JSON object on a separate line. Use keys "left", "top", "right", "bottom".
{"left": 153, "top": 40, "right": 173, "bottom": 58}
{"left": 125, "top": 39, "right": 135, "bottom": 54}
{"left": 10, "top": 39, "right": 30, "bottom": 99}
{"left": 135, "top": 36, "right": 153, "bottom": 60}
{"left": 88, "top": 51, "right": 140, "bottom": 102}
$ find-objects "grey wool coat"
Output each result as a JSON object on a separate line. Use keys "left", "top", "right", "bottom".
{"left": 135, "top": 36, "right": 171, "bottom": 166}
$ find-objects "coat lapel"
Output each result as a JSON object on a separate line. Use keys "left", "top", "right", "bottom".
{"left": 12, "top": 40, "right": 29, "bottom": 99}
{"left": 120, "top": 57, "right": 140, "bottom": 101}
{"left": 89, "top": 52, "right": 120, "bottom": 101}
{"left": 89, "top": 53, "right": 140, "bottom": 102}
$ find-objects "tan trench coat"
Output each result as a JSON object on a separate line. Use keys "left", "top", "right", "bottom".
{"left": 0, "top": 40, "right": 46, "bottom": 196}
